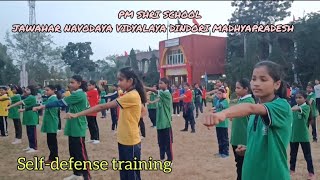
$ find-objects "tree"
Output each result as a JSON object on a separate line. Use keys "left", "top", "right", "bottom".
{"left": 144, "top": 53, "right": 160, "bottom": 85}
{"left": 125, "top": 49, "right": 140, "bottom": 74}
{"left": 99, "top": 55, "right": 125, "bottom": 83}
{"left": 5, "top": 32, "right": 65, "bottom": 84}
{"left": 226, "top": 0, "right": 293, "bottom": 86}
{"left": 61, "top": 42, "right": 96, "bottom": 74}
{"left": 0, "top": 43, "right": 19, "bottom": 84}
{"left": 294, "top": 12, "right": 320, "bottom": 86}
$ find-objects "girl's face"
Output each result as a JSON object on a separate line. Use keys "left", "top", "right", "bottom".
{"left": 158, "top": 81, "right": 167, "bottom": 90}
{"left": 235, "top": 82, "right": 248, "bottom": 97}
{"left": 216, "top": 81, "right": 222, "bottom": 87}
{"left": 251, "top": 66, "right": 280, "bottom": 99}
{"left": 184, "top": 85, "right": 189, "bottom": 91}
{"left": 117, "top": 73, "right": 133, "bottom": 91}
{"left": 306, "top": 86, "right": 313, "bottom": 93}
{"left": 12, "top": 88, "right": 17, "bottom": 94}
{"left": 45, "top": 87, "right": 55, "bottom": 96}
{"left": 217, "top": 91, "right": 223, "bottom": 99}
{"left": 24, "top": 88, "right": 31, "bottom": 95}
{"left": 69, "top": 78, "right": 81, "bottom": 91}
{"left": 88, "top": 83, "right": 95, "bottom": 91}
{"left": 295, "top": 94, "right": 306, "bottom": 105}
{"left": 0, "top": 89, "right": 5, "bottom": 95}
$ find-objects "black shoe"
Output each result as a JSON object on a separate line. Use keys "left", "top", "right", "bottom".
{"left": 191, "top": 130, "right": 196, "bottom": 133}
{"left": 180, "top": 129, "right": 188, "bottom": 132}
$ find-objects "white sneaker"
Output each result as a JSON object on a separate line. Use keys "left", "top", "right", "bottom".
{"left": 12, "top": 139, "right": 22, "bottom": 144}
{"left": 92, "top": 140, "right": 100, "bottom": 144}
{"left": 86, "top": 140, "right": 94, "bottom": 143}
{"left": 57, "top": 129, "right": 62, "bottom": 133}
{"left": 140, "top": 136, "right": 144, "bottom": 140}
{"left": 26, "top": 148, "right": 38, "bottom": 153}
{"left": 23, "top": 147, "right": 31, "bottom": 151}
{"left": 177, "top": 114, "right": 180, "bottom": 117}
{"left": 153, "top": 126, "right": 157, "bottom": 129}
{"left": 63, "top": 174, "right": 84, "bottom": 180}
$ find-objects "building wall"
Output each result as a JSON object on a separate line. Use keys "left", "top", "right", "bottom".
{"left": 159, "top": 34, "right": 226, "bottom": 84}
{"left": 189, "top": 35, "right": 226, "bottom": 84}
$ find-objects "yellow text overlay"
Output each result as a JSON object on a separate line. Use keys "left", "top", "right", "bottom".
{"left": 17, "top": 156, "right": 172, "bottom": 173}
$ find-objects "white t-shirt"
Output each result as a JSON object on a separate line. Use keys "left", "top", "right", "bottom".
{"left": 314, "top": 84, "right": 320, "bottom": 98}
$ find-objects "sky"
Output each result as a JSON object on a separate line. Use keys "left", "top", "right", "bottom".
{"left": 0, "top": 1, "right": 319, "bottom": 61}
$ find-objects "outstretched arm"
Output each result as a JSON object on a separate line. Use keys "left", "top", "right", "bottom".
{"left": 67, "top": 100, "right": 118, "bottom": 119}
{"left": 207, "top": 89, "right": 217, "bottom": 96}
{"left": 7, "top": 101, "right": 23, "bottom": 110}
{"left": 145, "top": 86, "right": 157, "bottom": 93}
{"left": 149, "top": 98, "right": 160, "bottom": 104}
{"left": 204, "top": 103, "right": 267, "bottom": 126}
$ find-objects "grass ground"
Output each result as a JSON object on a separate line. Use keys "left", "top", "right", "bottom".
{"left": 0, "top": 107, "right": 319, "bottom": 180}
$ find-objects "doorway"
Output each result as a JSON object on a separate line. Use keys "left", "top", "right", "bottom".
{"left": 169, "top": 75, "right": 187, "bottom": 87}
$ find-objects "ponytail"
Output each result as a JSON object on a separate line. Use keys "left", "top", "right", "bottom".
{"left": 80, "top": 80, "right": 88, "bottom": 92}
{"left": 276, "top": 81, "right": 287, "bottom": 99}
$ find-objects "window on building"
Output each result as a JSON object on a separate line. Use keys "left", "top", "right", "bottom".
{"left": 144, "top": 60, "right": 149, "bottom": 73}
{"left": 166, "top": 49, "right": 184, "bottom": 65}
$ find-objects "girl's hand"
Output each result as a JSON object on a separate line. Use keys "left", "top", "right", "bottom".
{"left": 291, "top": 105, "right": 300, "bottom": 111}
{"left": 65, "top": 113, "right": 78, "bottom": 119}
{"left": 203, "top": 112, "right": 226, "bottom": 128}
{"left": 5, "top": 107, "right": 10, "bottom": 111}
{"left": 210, "top": 107, "right": 217, "bottom": 113}
{"left": 235, "top": 145, "right": 246, "bottom": 156}
{"left": 18, "top": 109, "right": 25, "bottom": 112}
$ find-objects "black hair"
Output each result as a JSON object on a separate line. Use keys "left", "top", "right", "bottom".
{"left": 89, "top": 80, "right": 96, "bottom": 86}
{"left": 237, "top": 78, "right": 252, "bottom": 94}
{"left": 307, "top": 83, "right": 314, "bottom": 89}
{"left": 119, "top": 67, "right": 147, "bottom": 104}
{"left": 10, "top": 85, "right": 23, "bottom": 95}
{"left": 46, "top": 85, "right": 56, "bottom": 91}
{"left": 254, "top": 61, "right": 286, "bottom": 99}
{"left": 160, "top": 78, "right": 170, "bottom": 87}
{"left": 45, "top": 84, "right": 60, "bottom": 98}
{"left": 0, "top": 86, "right": 7, "bottom": 91}
{"left": 237, "top": 78, "right": 256, "bottom": 101}
{"left": 296, "top": 90, "right": 313, "bottom": 123}
{"left": 113, "top": 83, "right": 119, "bottom": 88}
{"left": 26, "top": 85, "right": 37, "bottom": 96}
{"left": 71, "top": 75, "right": 88, "bottom": 92}
{"left": 55, "top": 84, "right": 62, "bottom": 92}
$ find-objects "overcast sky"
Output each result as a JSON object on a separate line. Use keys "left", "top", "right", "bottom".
{"left": 0, "top": 1, "right": 319, "bottom": 60}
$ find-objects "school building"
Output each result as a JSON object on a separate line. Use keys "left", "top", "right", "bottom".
{"left": 159, "top": 34, "right": 227, "bottom": 86}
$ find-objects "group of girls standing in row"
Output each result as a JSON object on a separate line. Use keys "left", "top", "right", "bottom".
{"left": 0, "top": 60, "right": 317, "bottom": 180}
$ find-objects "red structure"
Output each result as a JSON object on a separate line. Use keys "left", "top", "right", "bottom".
{"left": 159, "top": 34, "right": 226, "bottom": 85}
